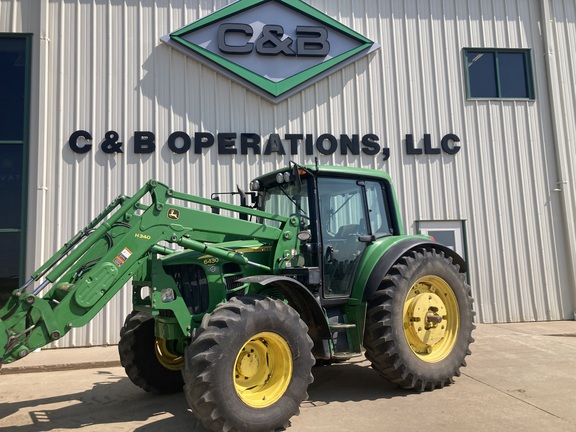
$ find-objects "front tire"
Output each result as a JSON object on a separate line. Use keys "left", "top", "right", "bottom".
{"left": 118, "top": 312, "right": 184, "bottom": 394}
{"left": 364, "top": 247, "right": 474, "bottom": 391}
{"left": 184, "top": 296, "right": 314, "bottom": 432}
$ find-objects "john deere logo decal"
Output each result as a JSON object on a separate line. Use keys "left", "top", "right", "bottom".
{"left": 161, "top": 0, "right": 379, "bottom": 102}
{"left": 167, "top": 209, "right": 180, "bottom": 220}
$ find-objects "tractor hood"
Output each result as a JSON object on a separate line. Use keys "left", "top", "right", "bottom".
{"left": 160, "top": 239, "right": 274, "bottom": 268}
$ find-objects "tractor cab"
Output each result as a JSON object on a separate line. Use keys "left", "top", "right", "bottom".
{"left": 251, "top": 164, "right": 401, "bottom": 302}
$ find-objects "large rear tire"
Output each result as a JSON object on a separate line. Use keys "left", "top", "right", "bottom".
{"left": 364, "top": 247, "right": 474, "bottom": 391}
{"left": 184, "top": 296, "right": 314, "bottom": 432}
{"left": 118, "top": 312, "right": 184, "bottom": 394}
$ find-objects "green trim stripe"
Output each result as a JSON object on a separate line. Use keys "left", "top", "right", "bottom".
{"left": 172, "top": 0, "right": 372, "bottom": 44}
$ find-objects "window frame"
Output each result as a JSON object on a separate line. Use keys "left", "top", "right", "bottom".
{"left": 463, "top": 48, "right": 535, "bottom": 100}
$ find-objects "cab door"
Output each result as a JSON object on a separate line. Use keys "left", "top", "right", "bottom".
{"left": 317, "top": 177, "right": 394, "bottom": 299}
{"left": 318, "top": 178, "right": 369, "bottom": 298}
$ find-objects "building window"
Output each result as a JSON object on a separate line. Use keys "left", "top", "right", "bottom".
{"left": 0, "top": 35, "right": 30, "bottom": 307}
{"left": 416, "top": 220, "right": 467, "bottom": 263}
{"left": 464, "top": 49, "right": 534, "bottom": 99}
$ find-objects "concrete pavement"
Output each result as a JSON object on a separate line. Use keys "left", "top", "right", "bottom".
{"left": 0, "top": 344, "right": 121, "bottom": 374}
{"left": 1, "top": 321, "right": 576, "bottom": 431}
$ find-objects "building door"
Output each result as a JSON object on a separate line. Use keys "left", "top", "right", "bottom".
{"left": 416, "top": 220, "right": 467, "bottom": 260}
{"left": 0, "top": 35, "right": 29, "bottom": 307}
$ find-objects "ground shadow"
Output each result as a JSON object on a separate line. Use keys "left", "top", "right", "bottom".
{"left": 307, "top": 359, "right": 411, "bottom": 405}
{"left": 0, "top": 370, "right": 194, "bottom": 432}
{"left": 0, "top": 361, "right": 411, "bottom": 431}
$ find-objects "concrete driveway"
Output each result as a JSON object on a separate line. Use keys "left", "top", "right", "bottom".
{"left": 1, "top": 321, "right": 575, "bottom": 431}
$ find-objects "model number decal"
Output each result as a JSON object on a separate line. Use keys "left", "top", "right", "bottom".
{"left": 135, "top": 233, "right": 151, "bottom": 240}
{"left": 203, "top": 257, "right": 219, "bottom": 265}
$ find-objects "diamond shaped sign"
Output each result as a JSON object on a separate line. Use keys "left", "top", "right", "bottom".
{"left": 161, "top": 0, "right": 380, "bottom": 103}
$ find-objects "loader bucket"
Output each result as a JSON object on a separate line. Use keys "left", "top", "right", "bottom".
{"left": 0, "top": 320, "right": 8, "bottom": 365}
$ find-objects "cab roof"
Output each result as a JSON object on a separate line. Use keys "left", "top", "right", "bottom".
{"left": 253, "top": 164, "right": 394, "bottom": 184}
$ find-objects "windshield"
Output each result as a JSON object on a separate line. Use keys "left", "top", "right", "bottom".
{"left": 261, "top": 179, "right": 310, "bottom": 228}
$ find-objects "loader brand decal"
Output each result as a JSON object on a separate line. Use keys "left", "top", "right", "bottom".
{"left": 114, "top": 248, "right": 132, "bottom": 267}
{"left": 160, "top": 0, "right": 379, "bottom": 102}
{"left": 69, "top": 130, "right": 462, "bottom": 160}
{"left": 167, "top": 209, "right": 180, "bottom": 220}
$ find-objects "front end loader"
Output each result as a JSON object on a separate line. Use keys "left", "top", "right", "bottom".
{"left": 0, "top": 163, "right": 474, "bottom": 432}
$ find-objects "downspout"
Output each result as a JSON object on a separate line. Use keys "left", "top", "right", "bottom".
{"left": 25, "top": 1, "right": 48, "bottom": 280}
{"left": 539, "top": 0, "right": 576, "bottom": 320}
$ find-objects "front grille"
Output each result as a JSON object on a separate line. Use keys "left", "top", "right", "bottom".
{"left": 222, "top": 263, "right": 244, "bottom": 291}
{"left": 165, "top": 265, "right": 210, "bottom": 314}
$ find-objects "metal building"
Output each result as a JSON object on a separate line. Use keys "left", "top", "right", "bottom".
{"left": 1, "top": 0, "right": 575, "bottom": 347}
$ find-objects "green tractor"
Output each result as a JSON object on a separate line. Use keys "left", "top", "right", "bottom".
{"left": 0, "top": 163, "right": 474, "bottom": 431}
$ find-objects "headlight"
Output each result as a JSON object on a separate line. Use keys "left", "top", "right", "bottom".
{"left": 250, "top": 180, "right": 261, "bottom": 191}
{"left": 161, "top": 288, "right": 175, "bottom": 302}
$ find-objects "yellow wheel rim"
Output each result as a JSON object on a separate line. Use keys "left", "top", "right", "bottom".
{"left": 234, "top": 332, "right": 293, "bottom": 408}
{"left": 155, "top": 338, "right": 184, "bottom": 371}
{"left": 403, "top": 276, "right": 460, "bottom": 363}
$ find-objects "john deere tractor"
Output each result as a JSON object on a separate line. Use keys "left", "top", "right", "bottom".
{"left": 0, "top": 163, "right": 474, "bottom": 431}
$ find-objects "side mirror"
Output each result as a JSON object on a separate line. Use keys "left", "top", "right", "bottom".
{"left": 236, "top": 185, "right": 248, "bottom": 221}
{"left": 211, "top": 196, "right": 220, "bottom": 214}
{"left": 292, "top": 163, "right": 302, "bottom": 193}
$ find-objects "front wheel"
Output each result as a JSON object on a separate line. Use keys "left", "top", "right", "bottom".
{"left": 364, "top": 247, "right": 474, "bottom": 391}
{"left": 118, "top": 312, "right": 184, "bottom": 394}
{"left": 184, "top": 296, "right": 314, "bottom": 432}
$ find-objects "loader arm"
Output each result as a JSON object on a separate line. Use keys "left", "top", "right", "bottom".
{"left": 0, "top": 180, "right": 299, "bottom": 365}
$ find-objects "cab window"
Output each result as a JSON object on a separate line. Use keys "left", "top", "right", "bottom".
{"left": 365, "top": 181, "right": 393, "bottom": 237}
{"left": 261, "top": 179, "right": 310, "bottom": 229}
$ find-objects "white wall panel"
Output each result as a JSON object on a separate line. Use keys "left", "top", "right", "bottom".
{"left": 541, "top": 0, "right": 576, "bottom": 320}
{"left": 2, "top": 0, "right": 575, "bottom": 347}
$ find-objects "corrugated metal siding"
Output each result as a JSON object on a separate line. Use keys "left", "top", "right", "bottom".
{"left": 0, "top": 0, "right": 34, "bottom": 31}
{"left": 370, "top": 0, "right": 572, "bottom": 324}
{"left": 542, "top": 0, "right": 576, "bottom": 320}
{"left": 2, "top": 0, "right": 575, "bottom": 346}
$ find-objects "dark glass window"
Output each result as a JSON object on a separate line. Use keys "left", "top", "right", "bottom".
{"left": 465, "top": 49, "right": 534, "bottom": 99}
{"left": 466, "top": 51, "right": 498, "bottom": 98}
{"left": 0, "top": 145, "right": 23, "bottom": 229}
{"left": 0, "top": 38, "right": 26, "bottom": 140}
{"left": 0, "top": 35, "right": 28, "bottom": 306}
{"left": 498, "top": 52, "right": 529, "bottom": 98}
{"left": 0, "top": 232, "right": 20, "bottom": 305}
{"left": 427, "top": 230, "right": 456, "bottom": 250}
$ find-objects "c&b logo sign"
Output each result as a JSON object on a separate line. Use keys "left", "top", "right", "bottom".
{"left": 161, "top": 0, "right": 379, "bottom": 102}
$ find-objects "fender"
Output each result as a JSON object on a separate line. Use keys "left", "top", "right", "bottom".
{"left": 237, "top": 275, "right": 331, "bottom": 340}
{"left": 362, "top": 239, "right": 468, "bottom": 303}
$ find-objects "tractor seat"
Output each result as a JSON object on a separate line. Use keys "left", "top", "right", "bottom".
{"left": 336, "top": 224, "right": 359, "bottom": 238}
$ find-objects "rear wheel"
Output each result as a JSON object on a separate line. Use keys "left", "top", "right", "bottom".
{"left": 364, "top": 247, "right": 474, "bottom": 391}
{"left": 184, "top": 296, "right": 314, "bottom": 432}
{"left": 118, "top": 312, "right": 184, "bottom": 394}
